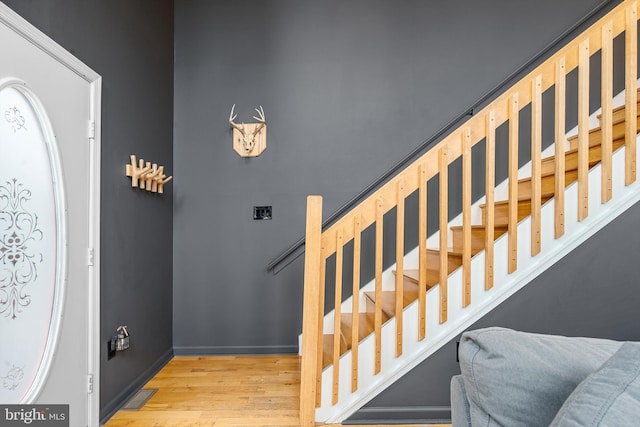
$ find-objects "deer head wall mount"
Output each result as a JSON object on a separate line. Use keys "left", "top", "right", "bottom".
{"left": 229, "top": 104, "right": 267, "bottom": 157}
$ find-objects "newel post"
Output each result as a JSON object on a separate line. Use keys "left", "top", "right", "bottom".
{"left": 300, "top": 195, "right": 323, "bottom": 427}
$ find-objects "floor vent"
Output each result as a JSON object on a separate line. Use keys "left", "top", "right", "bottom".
{"left": 122, "top": 388, "right": 157, "bottom": 410}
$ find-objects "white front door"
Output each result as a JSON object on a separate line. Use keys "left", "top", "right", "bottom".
{"left": 0, "top": 3, "right": 101, "bottom": 427}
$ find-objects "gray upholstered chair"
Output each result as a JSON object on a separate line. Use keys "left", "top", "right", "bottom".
{"left": 451, "top": 327, "right": 640, "bottom": 427}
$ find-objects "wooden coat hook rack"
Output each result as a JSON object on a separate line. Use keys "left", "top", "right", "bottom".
{"left": 125, "top": 154, "right": 173, "bottom": 193}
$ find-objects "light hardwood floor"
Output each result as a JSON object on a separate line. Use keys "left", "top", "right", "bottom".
{"left": 103, "top": 355, "right": 450, "bottom": 427}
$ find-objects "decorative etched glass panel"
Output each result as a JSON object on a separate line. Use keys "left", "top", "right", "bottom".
{"left": 0, "top": 82, "right": 65, "bottom": 403}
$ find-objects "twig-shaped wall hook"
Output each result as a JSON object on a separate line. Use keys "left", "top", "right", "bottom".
{"left": 125, "top": 155, "right": 152, "bottom": 187}
{"left": 144, "top": 163, "right": 162, "bottom": 191}
{"left": 155, "top": 172, "right": 173, "bottom": 194}
{"left": 125, "top": 155, "right": 173, "bottom": 194}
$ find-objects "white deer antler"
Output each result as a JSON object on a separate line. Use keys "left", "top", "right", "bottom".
{"left": 252, "top": 106, "right": 265, "bottom": 123}
{"left": 229, "top": 104, "right": 245, "bottom": 134}
{"left": 250, "top": 106, "right": 266, "bottom": 137}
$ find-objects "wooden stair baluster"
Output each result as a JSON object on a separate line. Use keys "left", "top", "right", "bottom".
{"left": 485, "top": 111, "right": 496, "bottom": 289}
{"left": 508, "top": 94, "right": 519, "bottom": 272}
{"left": 331, "top": 229, "right": 344, "bottom": 405}
{"left": 374, "top": 197, "right": 383, "bottom": 374}
{"left": 462, "top": 128, "right": 472, "bottom": 306}
{"left": 555, "top": 57, "right": 567, "bottom": 238}
{"left": 439, "top": 147, "right": 449, "bottom": 322}
{"left": 350, "top": 214, "right": 361, "bottom": 393}
{"left": 315, "top": 254, "right": 326, "bottom": 408}
{"left": 626, "top": 2, "right": 638, "bottom": 185}
{"left": 531, "top": 76, "right": 542, "bottom": 256}
{"left": 578, "top": 38, "right": 590, "bottom": 221}
{"left": 601, "top": 21, "right": 614, "bottom": 203}
{"left": 418, "top": 164, "right": 428, "bottom": 340}
{"left": 395, "top": 180, "right": 405, "bottom": 357}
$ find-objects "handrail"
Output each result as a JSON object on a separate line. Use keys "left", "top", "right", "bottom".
{"left": 267, "top": 0, "right": 620, "bottom": 273}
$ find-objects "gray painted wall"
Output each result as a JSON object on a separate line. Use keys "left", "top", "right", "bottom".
{"left": 174, "top": 0, "right": 640, "bottom": 423}
{"left": 173, "top": 1, "right": 614, "bottom": 348}
{"left": 1, "top": 0, "right": 175, "bottom": 421}
{"left": 6, "top": 0, "right": 637, "bottom": 424}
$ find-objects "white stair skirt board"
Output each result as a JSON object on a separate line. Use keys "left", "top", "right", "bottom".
{"left": 316, "top": 136, "right": 640, "bottom": 424}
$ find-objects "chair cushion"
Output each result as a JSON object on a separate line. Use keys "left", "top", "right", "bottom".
{"left": 450, "top": 375, "right": 471, "bottom": 427}
{"left": 550, "top": 342, "right": 640, "bottom": 427}
{"left": 458, "top": 327, "right": 621, "bottom": 427}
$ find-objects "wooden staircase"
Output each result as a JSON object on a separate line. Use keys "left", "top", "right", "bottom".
{"left": 300, "top": 2, "right": 640, "bottom": 425}
{"left": 320, "top": 94, "right": 640, "bottom": 370}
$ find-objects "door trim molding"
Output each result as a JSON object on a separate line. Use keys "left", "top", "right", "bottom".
{"left": 88, "top": 78, "right": 102, "bottom": 427}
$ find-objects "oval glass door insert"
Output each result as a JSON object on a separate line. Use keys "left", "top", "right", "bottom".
{"left": 0, "top": 80, "right": 66, "bottom": 403}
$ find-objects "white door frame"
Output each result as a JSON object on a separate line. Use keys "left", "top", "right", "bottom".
{"left": 0, "top": 3, "right": 101, "bottom": 426}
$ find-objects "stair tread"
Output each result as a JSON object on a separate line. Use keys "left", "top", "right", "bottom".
{"left": 403, "top": 268, "right": 443, "bottom": 287}
{"left": 594, "top": 92, "right": 640, "bottom": 124}
{"left": 450, "top": 224, "right": 508, "bottom": 231}
{"left": 322, "top": 335, "right": 332, "bottom": 368}
{"left": 426, "top": 248, "right": 462, "bottom": 258}
{"left": 403, "top": 269, "right": 420, "bottom": 282}
{"left": 403, "top": 267, "right": 460, "bottom": 282}
{"left": 493, "top": 168, "right": 577, "bottom": 202}
{"left": 539, "top": 136, "right": 626, "bottom": 176}
{"left": 568, "top": 112, "right": 640, "bottom": 150}
{"left": 364, "top": 288, "right": 419, "bottom": 317}
{"left": 517, "top": 165, "right": 577, "bottom": 186}
{"left": 569, "top": 95, "right": 640, "bottom": 141}
{"left": 322, "top": 334, "right": 346, "bottom": 369}
{"left": 451, "top": 223, "right": 509, "bottom": 253}
{"left": 391, "top": 269, "right": 429, "bottom": 285}
{"left": 341, "top": 311, "right": 380, "bottom": 343}
{"left": 482, "top": 196, "right": 553, "bottom": 210}
{"left": 479, "top": 197, "right": 553, "bottom": 227}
